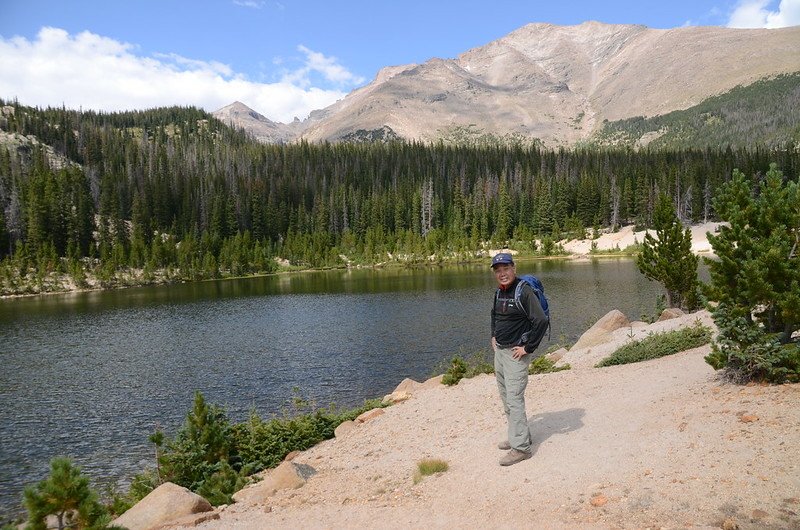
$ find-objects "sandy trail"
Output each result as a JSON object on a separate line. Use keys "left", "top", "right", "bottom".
{"left": 192, "top": 312, "right": 799, "bottom": 530}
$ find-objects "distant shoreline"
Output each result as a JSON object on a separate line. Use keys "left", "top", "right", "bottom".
{"left": 0, "top": 222, "right": 723, "bottom": 300}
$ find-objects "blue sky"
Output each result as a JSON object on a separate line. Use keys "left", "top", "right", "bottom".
{"left": 1, "top": 0, "right": 798, "bottom": 122}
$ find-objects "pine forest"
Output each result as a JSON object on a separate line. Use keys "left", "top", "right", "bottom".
{"left": 0, "top": 99, "right": 798, "bottom": 294}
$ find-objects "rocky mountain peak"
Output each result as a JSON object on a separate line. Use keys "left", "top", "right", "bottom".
{"left": 219, "top": 23, "right": 800, "bottom": 146}
{"left": 212, "top": 101, "right": 306, "bottom": 143}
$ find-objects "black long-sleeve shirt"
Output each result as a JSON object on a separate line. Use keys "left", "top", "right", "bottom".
{"left": 491, "top": 277, "right": 549, "bottom": 354}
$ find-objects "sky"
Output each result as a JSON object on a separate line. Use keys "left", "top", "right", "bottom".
{"left": 1, "top": 0, "right": 799, "bottom": 123}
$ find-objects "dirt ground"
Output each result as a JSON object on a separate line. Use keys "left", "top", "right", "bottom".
{"left": 190, "top": 318, "right": 800, "bottom": 530}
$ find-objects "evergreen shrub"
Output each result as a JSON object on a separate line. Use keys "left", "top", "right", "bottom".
{"left": 22, "top": 457, "right": 119, "bottom": 530}
{"left": 596, "top": 322, "right": 712, "bottom": 367}
{"left": 705, "top": 304, "right": 800, "bottom": 383}
{"left": 127, "top": 392, "right": 387, "bottom": 507}
{"left": 440, "top": 352, "right": 494, "bottom": 385}
{"left": 703, "top": 164, "right": 800, "bottom": 383}
{"left": 529, "top": 356, "right": 571, "bottom": 374}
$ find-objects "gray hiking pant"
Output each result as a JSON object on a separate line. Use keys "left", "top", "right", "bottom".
{"left": 494, "top": 345, "right": 532, "bottom": 453}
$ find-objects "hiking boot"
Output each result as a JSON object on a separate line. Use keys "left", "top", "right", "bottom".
{"left": 499, "top": 449, "right": 532, "bottom": 466}
{"left": 498, "top": 440, "right": 511, "bottom": 450}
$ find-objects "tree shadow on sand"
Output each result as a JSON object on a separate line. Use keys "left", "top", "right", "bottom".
{"left": 527, "top": 408, "right": 585, "bottom": 455}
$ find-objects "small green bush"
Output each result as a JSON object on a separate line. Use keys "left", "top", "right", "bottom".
{"left": 440, "top": 351, "right": 494, "bottom": 385}
{"left": 529, "top": 356, "right": 571, "bottom": 374}
{"left": 441, "top": 350, "right": 570, "bottom": 382}
{"left": 597, "top": 322, "right": 712, "bottom": 367}
{"left": 441, "top": 357, "right": 468, "bottom": 385}
{"left": 705, "top": 304, "right": 800, "bottom": 383}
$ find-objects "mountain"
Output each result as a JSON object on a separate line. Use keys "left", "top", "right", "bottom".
{"left": 224, "top": 22, "right": 800, "bottom": 147}
{"left": 590, "top": 72, "right": 800, "bottom": 148}
{"left": 213, "top": 101, "right": 305, "bottom": 143}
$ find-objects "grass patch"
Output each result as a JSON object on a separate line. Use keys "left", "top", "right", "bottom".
{"left": 413, "top": 458, "right": 449, "bottom": 484}
{"left": 596, "top": 321, "right": 712, "bottom": 367}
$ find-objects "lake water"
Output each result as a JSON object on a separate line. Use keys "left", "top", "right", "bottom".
{"left": 0, "top": 258, "right": 666, "bottom": 518}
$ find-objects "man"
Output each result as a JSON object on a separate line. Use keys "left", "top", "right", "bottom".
{"left": 490, "top": 252, "right": 549, "bottom": 466}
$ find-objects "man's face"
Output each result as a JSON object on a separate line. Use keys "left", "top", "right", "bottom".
{"left": 493, "top": 263, "right": 515, "bottom": 287}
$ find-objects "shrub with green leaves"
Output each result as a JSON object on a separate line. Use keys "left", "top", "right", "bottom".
{"left": 597, "top": 322, "right": 712, "bottom": 367}
{"left": 441, "top": 357, "right": 468, "bottom": 385}
{"left": 529, "top": 356, "right": 571, "bottom": 374}
{"left": 705, "top": 303, "right": 800, "bottom": 384}
{"left": 441, "top": 352, "right": 494, "bottom": 385}
{"left": 126, "top": 392, "right": 387, "bottom": 509}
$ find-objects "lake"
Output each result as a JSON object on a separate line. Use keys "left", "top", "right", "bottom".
{"left": 0, "top": 258, "right": 666, "bottom": 518}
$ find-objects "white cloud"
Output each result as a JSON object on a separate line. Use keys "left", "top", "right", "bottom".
{"left": 233, "top": 0, "right": 265, "bottom": 9}
{"left": 281, "top": 45, "right": 366, "bottom": 88}
{"left": 727, "top": 0, "right": 800, "bottom": 28}
{"left": 0, "top": 27, "right": 354, "bottom": 123}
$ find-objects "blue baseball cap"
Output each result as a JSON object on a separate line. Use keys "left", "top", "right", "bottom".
{"left": 491, "top": 252, "right": 514, "bottom": 268}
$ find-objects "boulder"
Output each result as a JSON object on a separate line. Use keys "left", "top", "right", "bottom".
{"left": 657, "top": 307, "right": 685, "bottom": 322}
{"left": 382, "top": 390, "right": 412, "bottom": 404}
{"left": 545, "top": 348, "right": 568, "bottom": 363}
{"left": 421, "top": 374, "right": 444, "bottom": 388}
{"left": 572, "top": 310, "right": 630, "bottom": 351}
{"left": 232, "top": 461, "right": 316, "bottom": 505}
{"left": 355, "top": 408, "right": 385, "bottom": 423}
{"left": 393, "top": 377, "right": 422, "bottom": 393}
{"left": 112, "top": 482, "right": 212, "bottom": 530}
{"left": 334, "top": 420, "right": 356, "bottom": 438}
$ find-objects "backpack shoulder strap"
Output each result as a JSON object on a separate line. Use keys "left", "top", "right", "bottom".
{"left": 514, "top": 276, "right": 532, "bottom": 302}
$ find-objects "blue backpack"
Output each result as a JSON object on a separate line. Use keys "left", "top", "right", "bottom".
{"left": 516, "top": 274, "right": 550, "bottom": 320}
{"left": 497, "top": 274, "right": 551, "bottom": 338}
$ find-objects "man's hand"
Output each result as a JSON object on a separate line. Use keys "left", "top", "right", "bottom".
{"left": 491, "top": 337, "right": 497, "bottom": 350}
{"left": 511, "top": 346, "right": 527, "bottom": 360}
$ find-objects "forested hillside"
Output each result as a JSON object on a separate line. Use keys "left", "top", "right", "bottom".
{"left": 592, "top": 73, "right": 800, "bottom": 149}
{"left": 1, "top": 100, "right": 798, "bottom": 294}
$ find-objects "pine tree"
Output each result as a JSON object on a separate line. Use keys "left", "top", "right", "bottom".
{"left": 636, "top": 194, "right": 699, "bottom": 309}
{"left": 494, "top": 181, "right": 512, "bottom": 243}
{"left": 704, "top": 164, "right": 799, "bottom": 382}
{"left": 22, "top": 457, "right": 114, "bottom": 530}
{"left": 160, "top": 392, "right": 233, "bottom": 490}
{"left": 0, "top": 207, "right": 8, "bottom": 258}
